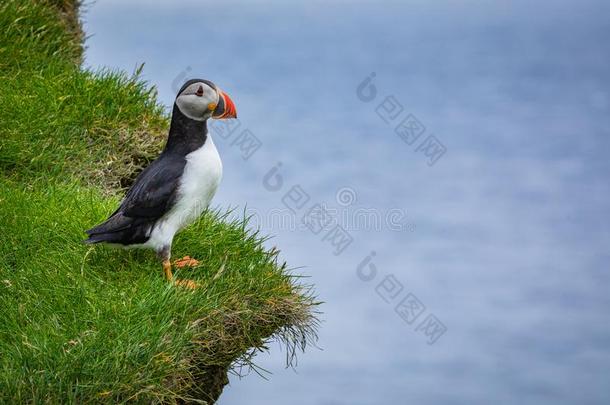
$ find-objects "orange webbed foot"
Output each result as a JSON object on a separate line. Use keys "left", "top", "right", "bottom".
{"left": 173, "top": 256, "right": 200, "bottom": 268}
{"left": 174, "top": 278, "right": 199, "bottom": 289}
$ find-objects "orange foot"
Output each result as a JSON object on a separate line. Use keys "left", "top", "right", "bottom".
{"left": 174, "top": 278, "right": 199, "bottom": 289}
{"left": 172, "top": 256, "right": 200, "bottom": 289}
{"left": 173, "top": 256, "right": 200, "bottom": 268}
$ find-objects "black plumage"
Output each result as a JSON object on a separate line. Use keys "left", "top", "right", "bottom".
{"left": 84, "top": 155, "right": 188, "bottom": 245}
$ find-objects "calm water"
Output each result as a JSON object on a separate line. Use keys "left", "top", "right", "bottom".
{"left": 84, "top": 1, "right": 610, "bottom": 404}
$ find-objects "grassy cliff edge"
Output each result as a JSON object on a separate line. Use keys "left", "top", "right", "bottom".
{"left": 0, "top": 1, "right": 318, "bottom": 403}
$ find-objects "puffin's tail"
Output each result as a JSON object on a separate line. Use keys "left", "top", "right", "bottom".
{"left": 83, "top": 212, "right": 134, "bottom": 244}
{"left": 84, "top": 212, "right": 152, "bottom": 245}
{"left": 83, "top": 232, "right": 122, "bottom": 244}
{"left": 83, "top": 234, "right": 110, "bottom": 244}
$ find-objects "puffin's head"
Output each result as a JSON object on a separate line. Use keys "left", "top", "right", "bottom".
{"left": 174, "top": 79, "right": 237, "bottom": 121}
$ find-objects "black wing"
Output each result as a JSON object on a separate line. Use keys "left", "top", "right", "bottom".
{"left": 84, "top": 155, "right": 186, "bottom": 244}
{"left": 120, "top": 155, "right": 186, "bottom": 218}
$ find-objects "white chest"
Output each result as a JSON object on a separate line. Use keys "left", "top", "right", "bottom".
{"left": 144, "top": 135, "right": 222, "bottom": 249}
{"left": 180, "top": 135, "right": 223, "bottom": 203}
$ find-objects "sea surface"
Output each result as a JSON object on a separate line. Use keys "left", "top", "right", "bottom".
{"left": 84, "top": 1, "right": 610, "bottom": 404}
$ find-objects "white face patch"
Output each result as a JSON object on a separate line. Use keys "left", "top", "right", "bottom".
{"left": 175, "top": 82, "right": 219, "bottom": 121}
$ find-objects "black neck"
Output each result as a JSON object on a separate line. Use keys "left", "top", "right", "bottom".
{"left": 164, "top": 104, "right": 208, "bottom": 155}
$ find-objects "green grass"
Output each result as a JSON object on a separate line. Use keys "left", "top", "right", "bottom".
{"left": 0, "top": 0, "right": 167, "bottom": 191}
{"left": 0, "top": 1, "right": 318, "bottom": 403}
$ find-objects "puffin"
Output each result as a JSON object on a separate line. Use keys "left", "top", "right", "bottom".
{"left": 84, "top": 79, "right": 237, "bottom": 288}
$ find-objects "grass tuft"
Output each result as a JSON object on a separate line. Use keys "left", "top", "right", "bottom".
{"left": 0, "top": 0, "right": 318, "bottom": 403}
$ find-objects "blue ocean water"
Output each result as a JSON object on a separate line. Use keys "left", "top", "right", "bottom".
{"left": 84, "top": 1, "right": 610, "bottom": 404}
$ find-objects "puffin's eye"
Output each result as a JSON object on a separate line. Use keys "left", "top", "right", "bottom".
{"left": 196, "top": 85, "right": 204, "bottom": 97}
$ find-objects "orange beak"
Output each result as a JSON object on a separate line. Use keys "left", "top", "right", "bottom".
{"left": 213, "top": 90, "right": 237, "bottom": 119}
